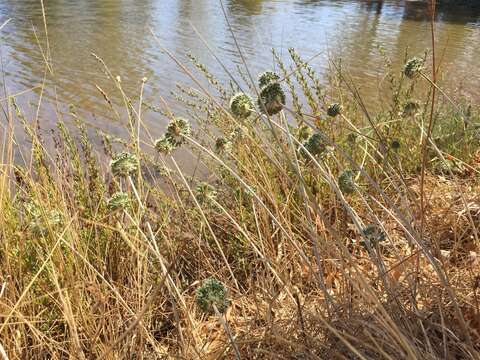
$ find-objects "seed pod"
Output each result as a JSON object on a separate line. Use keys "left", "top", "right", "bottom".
{"left": 403, "top": 57, "right": 424, "bottom": 79}
{"left": 229, "top": 93, "right": 254, "bottom": 119}
{"left": 154, "top": 136, "right": 174, "bottom": 154}
{"left": 301, "top": 133, "right": 326, "bottom": 158}
{"left": 257, "top": 82, "right": 286, "bottom": 115}
{"left": 196, "top": 278, "right": 230, "bottom": 314}
{"left": 327, "top": 103, "right": 342, "bottom": 117}
{"left": 258, "top": 71, "right": 280, "bottom": 88}
{"left": 110, "top": 152, "right": 139, "bottom": 177}
{"left": 166, "top": 117, "right": 191, "bottom": 146}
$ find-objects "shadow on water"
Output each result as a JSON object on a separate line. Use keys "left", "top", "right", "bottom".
{"left": 403, "top": 1, "right": 480, "bottom": 23}
{"left": 228, "top": 0, "right": 265, "bottom": 15}
{"left": 295, "top": 0, "right": 480, "bottom": 24}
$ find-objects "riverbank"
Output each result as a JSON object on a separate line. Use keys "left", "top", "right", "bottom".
{"left": 1, "top": 49, "right": 480, "bottom": 358}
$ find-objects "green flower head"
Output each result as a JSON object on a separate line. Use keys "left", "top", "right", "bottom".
{"left": 154, "top": 136, "right": 174, "bottom": 155}
{"left": 301, "top": 133, "right": 326, "bottom": 159}
{"left": 327, "top": 103, "right": 342, "bottom": 117}
{"left": 107, "top": 192, "right": 130, "bottom": 211}
{"left": 110, "top": 152, "right": 139, "bottom": 177}
{"left": 257, "top": 82, "right": 286, "bottom": 115}
{"left": 258, "top": 71, "right": 280, "bottom": 88}
{"left": 196, "top": 278, "right": 230, "bottom": 314}
{"left": 404, "top": 57, "right": 424, "bottom": 79}
{"left": 229, "top": 93, "right": 254, "bottom": 119}
{"left": 338, "top": 170, "right": 356, "bottom": 194}
{"left": 166, "top": 117, "right": 191, "bottom": 146}
{"left": 195, "top": 182, "right": 217, "bottom": 204}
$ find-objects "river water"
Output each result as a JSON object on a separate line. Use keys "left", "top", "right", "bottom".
{"left": 0, "top": 0, "right": 479, "bottom": 140}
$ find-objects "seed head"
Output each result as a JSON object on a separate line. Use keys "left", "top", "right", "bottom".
{"left": 257, "top": 82, "right": 286, "bottom": 115}
{"left": 327, "top": 103, "right": 342, "bottom": 117}
{"left": 110, "top": 152, "right": 139, "bottom": 177}
{"left": 258, "top": 71, "right": 280, "bottom": 88}
{"left": 154, "top": 136, "right": 174, "bottom": 155}
{"left": 229, "top": 93, "right": 254, "bottom": 119}
{"left": 166, "top": 117, "right": 191, "bottom": 146}
{"left": 301, "top": 133, "right": 326, "bottom": 159}
{"left": 338, "top": 170, "right": 356, "bottom": 194}
{"left": 196, "top": 278, "right": 230, "bottom": 314}
{"left": 403, "top": 57, "right": 424, "bottom": 79}
{"left": 107, "top": 192, "right": 130, "bottom": 211}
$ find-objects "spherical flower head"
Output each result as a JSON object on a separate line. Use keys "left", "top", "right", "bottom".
{"left": 361, "top": 224, "right": 386, "bottom": 248}
{"left": 402, "top": 100, "right": 420, "bottom": 117}
{"left": 258, "top": 71, "right": 280, "bottom": 88}
{"left": 338, "top": 170, "right": 356, "bottom": 194}
{"left": 107, "top": 192, "right": 130, "bottom": 211}
{"left": 302, "top": 133, "right": 326, "bottom": 158}
{"left": 215, "top": 137, "right": 232, "bottom": 154}
{"left": 196, "top": 278, "right": 230, "bottom": 314}
{"left": 154, "top": 136, "right": 174, "bottom": 155}
{"left": 195, "top": 182, "right": 217, "bottom": 204}
{"left": 110, "top": 152, "right": 139, "bottom": 177}
{"left": 166, "top": 117, "right": 191, "bottom": 146}
{"left": 403, "top": 57, "right": 424, "bottom": 79}
{"left": 229, "top": 93, "right": 254, "bottom": 119}
{"left": 257, "top": 82, "right": 286, "bottom": 115}
{"left": 327, "top": 103, "right": 342, "bottom": 117}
